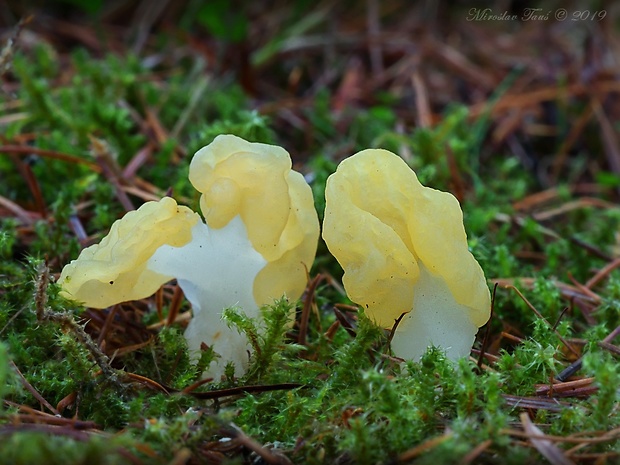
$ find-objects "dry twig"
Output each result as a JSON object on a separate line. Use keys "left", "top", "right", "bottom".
{"left": 33, "top": 262, "right": 122, "bottom": 387}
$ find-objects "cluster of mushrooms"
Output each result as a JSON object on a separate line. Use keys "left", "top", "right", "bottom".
{"left": 59, "top": 135, "right": 491, "bottom": 379}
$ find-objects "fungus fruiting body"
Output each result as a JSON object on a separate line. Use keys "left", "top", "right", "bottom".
{"left": 59, "top": 135, "right": 320, "bottom": 379}
{"left": 322, "top": 149, "right": 491, "bottom": 361}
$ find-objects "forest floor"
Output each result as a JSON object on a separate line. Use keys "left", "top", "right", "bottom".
{"left": 0, "top": 2, "right": 619, "bottom": 464}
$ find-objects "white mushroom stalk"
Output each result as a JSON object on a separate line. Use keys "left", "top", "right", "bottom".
{"left": 322, "top": 149, "right": 491, "bottom": 361}
{"left": 59, "top": 135, "right": 320, "bottom": 379}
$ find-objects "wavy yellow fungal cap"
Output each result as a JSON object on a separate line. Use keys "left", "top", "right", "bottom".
{"left": 189, "top": 134, "right": 319, "bottom": 304}
{"left": 58, "top": 135, "right": 319, "bottom": 378}
{"left": 58, "top": 197, "right": 199, "bottom": 308}
{"left": 323, "top": 149, "right": 490, "bottom": 355}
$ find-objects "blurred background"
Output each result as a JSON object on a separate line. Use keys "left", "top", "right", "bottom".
{"left": 2, "top": 0, "right": 618, "bottom": 187}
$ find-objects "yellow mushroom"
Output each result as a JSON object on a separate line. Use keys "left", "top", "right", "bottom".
{"left": 59, "top": 134, "right": 320, "bottom": 379}
{"left": 322, "top": 149, "right": 491, "bottom": 361}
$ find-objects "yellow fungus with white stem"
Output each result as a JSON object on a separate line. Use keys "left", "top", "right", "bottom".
{"left": 322, "top": 149, "right": 491, "bottom": 361}
{"left": 59, "top": 134, "right": 320, "bottom": 379}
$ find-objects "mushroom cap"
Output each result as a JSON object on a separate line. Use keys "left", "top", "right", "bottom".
{"left": 322, "top": 149, "right": 490, "bottom": 330}
{"left": 189, "top": 134, "right": 319, "bottom": 304}
{"left": 58, "top": 197, "right": 199, "bottom": 308}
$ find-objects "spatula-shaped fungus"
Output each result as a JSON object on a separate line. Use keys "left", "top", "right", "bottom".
{"left": 59, "top": 135, "right": 320, "bottom": 379}
{"left": 322, "top": 149, "right": 490, "bottom": 361}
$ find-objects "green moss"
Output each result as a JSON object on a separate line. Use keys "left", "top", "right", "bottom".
{"left": 0, "top": 433, "right": 137, "bottom": 465}
{"left": 583, "top": 350, "right": 620, "bottom": 430}
{"left": 0, "top": 342, "right": 9, "bottom": 410}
